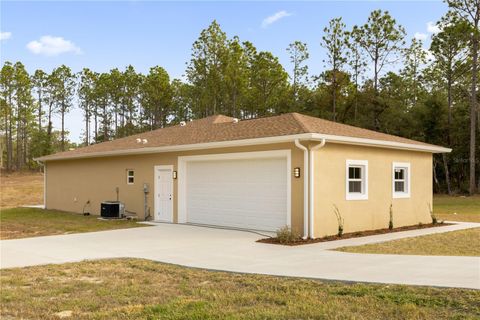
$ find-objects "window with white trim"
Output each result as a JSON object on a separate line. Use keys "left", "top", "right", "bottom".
{"left": 346, "top": 160, "right": 368, "bottom": 200}
{"left": 127, "top": 169, "right": 135, "bottom": 184}
{"left": 392, "top": 162, "right": 410, "bottom": 198}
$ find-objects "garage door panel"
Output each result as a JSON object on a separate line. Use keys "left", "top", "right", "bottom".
{"left": 191, "top": 194, "right": 282, "bottom": 203}
{"left": 188, "top": 184, "right": 286, "bottom": 194}
{"left": 185, "top": 157, "right": 288, "bottom": 231}
{"left": 188, "top": 197, "right": 285, "bottom": 213}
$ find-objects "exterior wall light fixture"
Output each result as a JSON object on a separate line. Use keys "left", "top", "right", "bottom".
{"left": 294, "top": 167, "right": 301, "bottom": 178}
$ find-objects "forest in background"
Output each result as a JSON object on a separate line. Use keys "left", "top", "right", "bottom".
{"left": 1, "top": 0, "right": 479, "bottom": 194}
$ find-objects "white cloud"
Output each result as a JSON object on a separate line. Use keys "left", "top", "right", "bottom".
{"left": 0, "top": 31, "right": 12, "bottom": 41}
{"left": 427, "top": 21, "right": 441, "bottom": 34}
{"left": 414, "top": 32, "right": 428, "bottom": 41}
{"left": 261, "top": 10, "right": 292, "bottom": 28}
{"left": 27, "top": 35, "right": 82, "bottom": 56}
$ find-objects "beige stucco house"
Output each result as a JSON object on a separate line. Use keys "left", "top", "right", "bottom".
{"left": 36, "top": 113, "right": 451, "bottom": 238}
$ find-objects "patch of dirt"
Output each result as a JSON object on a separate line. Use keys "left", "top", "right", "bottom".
{"left": 45, "top": 276, "right": 103, "bottom": 284}
{"left": 54, "top": 310, "right": 73, "bottom": 318}
{"left": 0, "top": 171, "right": 43, "bottom": 209}
{"left": 258, "top": 223, "right": 452, "bottom": 246}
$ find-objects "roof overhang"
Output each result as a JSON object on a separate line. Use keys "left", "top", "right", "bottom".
{"left": 311, "top": 133, "right": 452, "bottom": 154}
{"left": 35, "top": 133, "right": 451, "bottom": 162}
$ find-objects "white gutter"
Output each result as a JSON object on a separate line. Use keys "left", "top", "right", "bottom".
{"left": 311, "top": 133, "right": 451, "bottom": 153}
{"left": 294, "top": 139, "right": 309, "bottom": 239}
{"left": 35, "top": 132, "right": 450, "bottom": 162}
{"left": 309, "top": 139, "right": 326, "bottom": 239}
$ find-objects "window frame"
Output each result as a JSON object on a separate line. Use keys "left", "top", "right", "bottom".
{"left": 392, "top": 162, "right": 411, "bottom": 199}
{"left": 126, "top": 169, "right": 135, "bottom": 185}
{"left": 345, "top": 160, "right": 368, "bottom": 201}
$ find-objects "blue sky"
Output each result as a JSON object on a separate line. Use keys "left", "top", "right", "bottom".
{"left": 1, "top": 1, "right": 447, "bottom": 142}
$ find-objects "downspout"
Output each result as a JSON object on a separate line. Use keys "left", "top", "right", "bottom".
{"left": 309, "top": 139, "right": 326, "bottom": 239}
{"left": 294, "top": 139, "right": 309, "bottom": 239}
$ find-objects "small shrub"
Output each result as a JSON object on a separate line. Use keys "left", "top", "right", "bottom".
{"left": 275, "top": 226, "right": 300, "bottom": 244}
{"left": 389, "top": 204, "right": 394, "bottom": 230}
{"left": 333, "top": 205, "right": 344, "bottom": 237}
{"left": 428, "top": 202, "right": 437, "bottom": 224}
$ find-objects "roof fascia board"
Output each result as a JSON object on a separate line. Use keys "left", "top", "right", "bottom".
{"left": 311, "top": 133, "right": 451, "bottom": 153}
{"left": 36, "top": 133, "right": 316, "bottom": 162}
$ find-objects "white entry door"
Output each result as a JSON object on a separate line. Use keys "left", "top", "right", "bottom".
{"left": 154, "top": 166, "right": 173, "bottom": 222}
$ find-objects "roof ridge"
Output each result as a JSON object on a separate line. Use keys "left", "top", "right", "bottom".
{"left": 289, "top": 112, "right": 313, "bottom": 133}
{"left": 211, "top": 114, "right": 235, "bottom": 124}
{"left": 190, "top": 114, "right": 235, "bottom": 124}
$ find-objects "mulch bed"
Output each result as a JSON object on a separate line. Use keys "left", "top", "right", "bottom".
{"left": 257, "top": 222, "right": 452, "bottom": 246}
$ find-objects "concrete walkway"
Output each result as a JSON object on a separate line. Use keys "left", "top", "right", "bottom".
{"left": 1, "top": 222, "right": 479, "bottom": 289}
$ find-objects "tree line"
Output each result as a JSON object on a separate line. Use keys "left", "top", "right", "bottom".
{"left": 1, "top": 1, "right": 479, "bottom": 194}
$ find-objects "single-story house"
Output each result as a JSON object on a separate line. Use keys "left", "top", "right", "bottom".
{"left": 36, "top": 113, "right": 451, "bottom": 238}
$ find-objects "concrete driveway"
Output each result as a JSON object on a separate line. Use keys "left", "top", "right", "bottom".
{"left": 1, "top": 223, "right": 479, "bottom": 289}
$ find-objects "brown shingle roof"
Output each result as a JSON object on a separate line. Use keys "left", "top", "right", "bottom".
{"left": 37, "top": 113, "right": 447, "bottom": 161}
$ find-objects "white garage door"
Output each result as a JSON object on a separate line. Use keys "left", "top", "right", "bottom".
{"left": 185, "top": 156, "right": 288, "bottom": 231}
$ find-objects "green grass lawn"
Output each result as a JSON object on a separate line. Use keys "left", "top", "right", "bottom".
{"left": 337, "top": 227, "right": 480, "bottom": 256}
{"left": 274, "top": 195, "right": 479, "bottom": 255}
{"left": 0, "top": 207, "right": 146, "bottom": 240}
{"left": 1, "top": 258, "right": 479, "bottom": 319}
{"left": 334, "top": 195, "right": 480, "bottom": 256}
{"left": 434, "top": 194, "right": 480, "bottom": 222}
{"left": 335, "top": 195, "right": 480, "bottom": 256}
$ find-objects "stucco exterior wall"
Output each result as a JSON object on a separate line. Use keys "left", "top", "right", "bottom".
{"left": 313, "top": 143, "right": 433, "bottom": 237}
{"left": 45, "top": 142, "right": 306, "bottom": 234}
{"left": 45, "top": 140, "right": 434, "bottom": 237}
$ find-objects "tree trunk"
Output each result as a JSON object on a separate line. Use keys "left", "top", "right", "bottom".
{"left": 103, "top": 105, "right": 108, "bottom": 140}
{"left": 7, "top": 113, "right": 12, "bottom": 171}
{"left": 354, "top": 72, "right": 358, "bottom": 123}
{"left": 445, "top": 69, "right": 453, "bottom": 195}
{"left": 61, "top": 105, "right": 65, "bottom": 151}
{"left": 373, "top": 50, "right": 380, "bottom": 129}
{"left": 3, "top": 113, "right": 7, "bottom": 170}
{"left": 94, "top": 111, "right": 98, "bottom": 143}
{"left": 85, "top": 106, "right": 90, "bottom": 146}
{"left": 442, "top": 153, "right": 452, "bottom": 195}
{"left": 23, "top": 118, "right": 27, "bottom": 169}
{"left": 332, "top": 70, "right": 337, "bottom": 122}
{"left": 447, "top": 76, "right": 452, "bottom": 144}
{"left": 433, "top": 157, "right": 441, "bottom": 192}
{"left": 4, "top": 107, "right": 10, "bottom": 170}
{"left": 469, "top": 24, "right": 478, "bottom": 195}
{"left": 374, "top": 49, "right": 379, "bottom": 93}
{"left": 114, "top": 106, "right": 118, "bottom": 137}
{"left": 232, "top": 86, "right": 237, "bottom": 118}
{"left": 16, "top": 103, "right": 21, "bottom": 169}
{"left": 121, "top": 106, "right": 125, "bottom": 136}
{"left": 47, "top": 103, "right": 53, "bottom": 137}
{"left": 38, "top": 91, "right": 42, "bottom": 132}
